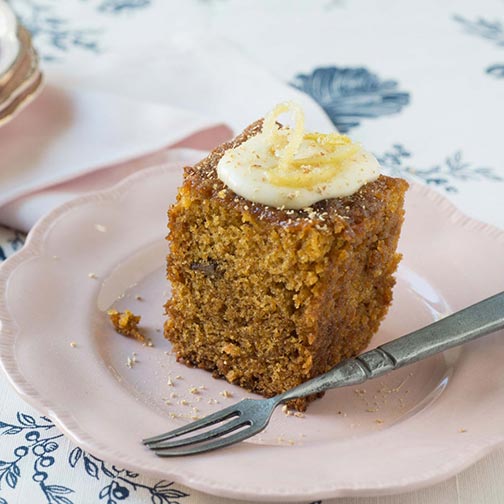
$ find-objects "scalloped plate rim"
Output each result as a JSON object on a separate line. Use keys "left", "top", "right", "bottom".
{"left": 1, "top": 163, "right": 504, "bottom": 501}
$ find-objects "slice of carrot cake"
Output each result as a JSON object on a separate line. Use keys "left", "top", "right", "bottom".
{"left": 164, "top": 102, "right": 408, "bottom": 410}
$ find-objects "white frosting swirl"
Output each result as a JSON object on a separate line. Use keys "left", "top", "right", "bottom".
{"left": 216, "top": 103, "right": 380, "bottom": 209}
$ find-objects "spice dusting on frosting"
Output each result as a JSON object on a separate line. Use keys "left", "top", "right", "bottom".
{"left": 217, "top": 102, "right": 380, "bottom": 209}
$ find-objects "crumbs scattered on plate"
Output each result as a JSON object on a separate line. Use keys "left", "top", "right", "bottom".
{"left": 126, "top": 352, "right": 138, "bottom": 368}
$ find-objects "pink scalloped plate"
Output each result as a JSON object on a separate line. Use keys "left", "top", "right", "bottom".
{"left": 1, "top": 163, "right": 504, "bottom": 502}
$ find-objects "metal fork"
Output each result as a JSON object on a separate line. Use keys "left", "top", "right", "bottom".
{"left": 143, "top": 291, "right": 504, "bottom": 456}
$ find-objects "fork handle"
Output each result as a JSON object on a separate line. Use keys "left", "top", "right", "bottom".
{"left": 279, "top": 291, "right": 504, "bottom": 402}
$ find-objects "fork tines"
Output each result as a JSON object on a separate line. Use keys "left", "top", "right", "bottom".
{"left": 142, "top": 398, "right": 272, "bottom": 457}
{"left": 143, "top": 405, "right": 241, "bottom": 446}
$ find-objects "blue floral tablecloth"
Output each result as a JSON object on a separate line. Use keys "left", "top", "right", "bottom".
{"left": 1, "top": 1, "right": 504, "bottom": 503}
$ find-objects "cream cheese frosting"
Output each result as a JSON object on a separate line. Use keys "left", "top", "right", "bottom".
{"left": 216, "top": 102, "right": 380, "bottom": 209}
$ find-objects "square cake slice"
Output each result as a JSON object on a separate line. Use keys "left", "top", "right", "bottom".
{"left": 165, "top": 113, "right": 408, "bottom": 410}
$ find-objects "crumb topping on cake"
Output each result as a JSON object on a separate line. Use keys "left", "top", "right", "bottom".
{"left": 216, "top": 102, "right": 380, "bottom": 209}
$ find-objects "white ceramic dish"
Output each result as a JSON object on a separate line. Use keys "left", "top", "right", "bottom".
{"left": 0, "top": 0, "right": 19, "bottom": 77}
{"left": 1, "top": 163, "right": 504, "bottom": 502}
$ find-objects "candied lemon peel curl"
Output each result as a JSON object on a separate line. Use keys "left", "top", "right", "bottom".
{"left": 261, "top": 102, "right": 360, "bottom": 189}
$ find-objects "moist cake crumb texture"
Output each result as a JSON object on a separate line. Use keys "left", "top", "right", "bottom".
{"left": 108, "top": 309, "right": 148, "bottom": 344}
{"left": 164, "top": 120, "right": 408, "bottom": 410}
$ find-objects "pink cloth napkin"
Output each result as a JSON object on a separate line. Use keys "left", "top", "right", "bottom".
{"left": 0, "top": 84, "right": 232, "bottom": 231}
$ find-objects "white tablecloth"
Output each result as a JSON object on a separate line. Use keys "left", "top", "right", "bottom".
{"left": 1, "top": 0, "right": 504, "bottom": 503}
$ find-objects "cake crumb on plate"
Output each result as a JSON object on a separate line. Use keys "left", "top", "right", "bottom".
{"left": 107, "top": 309, "right": 150, "bottom": 345}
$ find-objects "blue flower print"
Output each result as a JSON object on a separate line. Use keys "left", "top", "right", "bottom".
{"left": 453, "top": 15, "right": 504, "bottom": 47}
{"left": 453, "top": 15, "right": 504, "bottom": 79}
{"left": 486, "top": 64, "right": 504, "bottom": 78}
{"left": 69, "top": 447, "right": 189, "bottom": 504}
{"left": 96, "top": 0, "right": 153, "bottom": 14}
{"left": 377, "top": 144, "right": 503, "bottom": 193}
{"left": 0, "top": 411, "right": 190, "bottom": 503}
{"left": 291, "top": 66, "right": 410, "bottom": 132}
{"left": 0, "top": 228, "right": 26, "bottom": 262}
{"left": 11, "top": 0, "right": 101, "bottom": 60}
{"left": 11, "top": 0, "right": 154, "bottom": 61}
{"left": 0, "top": 413, "right": 69, "bottom": 501}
